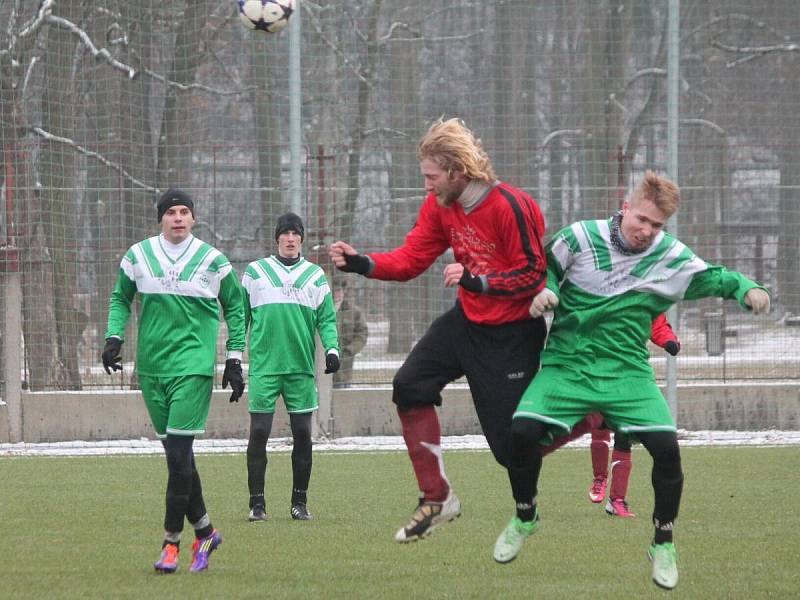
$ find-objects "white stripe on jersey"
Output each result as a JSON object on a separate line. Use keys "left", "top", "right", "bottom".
{"left": 243, "top": 257, "right": 327, "bottom": 311}
{"left": 561, "top": 221, "right": 708, "bottom": 300}
{"left": 123, "top": 236, "right": 224, "bottom": 298}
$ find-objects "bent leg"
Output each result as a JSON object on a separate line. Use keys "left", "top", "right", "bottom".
{"left": 393, "top": 309, "right": 463, "bottom": 503}
{"left": 609, "top": 432, "right": 633, "bottom": 501}
{"left": 508, "top": 418, "right": 549, "bottom": 519}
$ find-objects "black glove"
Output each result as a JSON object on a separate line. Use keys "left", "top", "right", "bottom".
{"left": 664, "top": 340, "right": 681, "bottom": 356}
{"left": 324, "top": 352, "right": 340, "bottom": 374}
{"left": 102, "top": 337, "right": 123, "bottom": 374}
{"left": 458, "top": 269, "right": 484, "bottom": 293}
{"left": 339, "top": 253, "right": 370, "bottom": 275}
{"left": 222, "top": 358, "right": 245, "bottom": 402}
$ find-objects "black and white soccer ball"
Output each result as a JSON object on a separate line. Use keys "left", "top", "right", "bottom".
{"left": 238, "top": 0, "right": 295, "bottom": 34}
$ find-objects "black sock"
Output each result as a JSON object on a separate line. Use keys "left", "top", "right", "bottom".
{"left": 654, "top": 527, "right": 674, "bottom": 545}
{"left": 290, "top": 413, "right": 313, "bottom": 506}
{"left": 291, "top": 488, "right": 307, "bottom": 505}
{"left": 248, "top": 413, "right": 273, "bottom": 506}
{"left": 195, "top": 524, "right": 214, "bottom": 539}
{"left": 163, "top": 435, "right": 195, "bottom": 534}
{"left": 515, "top": 501, "right": 536, "bottom": 522}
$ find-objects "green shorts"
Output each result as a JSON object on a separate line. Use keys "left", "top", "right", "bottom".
{"left": 139, "top": 374, "right": 213, "bottom": 438}
{"left": 513, "top": 365, "right": 675, "bottom": 443}
{"left": 248, "top": 373, "right": 318, "bottom": 414}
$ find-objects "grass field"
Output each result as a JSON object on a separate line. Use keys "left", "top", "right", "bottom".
{"left": 2, "top": 446, "right": 798, "bottom": 599}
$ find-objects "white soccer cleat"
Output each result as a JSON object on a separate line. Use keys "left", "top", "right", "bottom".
{"left": 394, "top": 490, "right": 461, "bottom": 543}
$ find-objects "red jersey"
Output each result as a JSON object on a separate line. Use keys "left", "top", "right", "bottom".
{"left": 368, "top": 182, "right": 547, "bottom": 325}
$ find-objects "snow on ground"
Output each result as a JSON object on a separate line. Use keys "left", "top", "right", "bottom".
{"left": 1, "top": 430, "right": 799, "bottom": 457}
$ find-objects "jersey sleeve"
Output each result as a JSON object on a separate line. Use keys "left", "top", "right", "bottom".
{"left": 218, "top": 266, "right": 246, "bottom": 354}
{"left": 684, "top": 263, "right": 765, "bottom": 308}
{"left": 544, "top": 224, "right": 582, "bottom": 295}
{"left": 314, "top": 274, "right": 340, "bottom": 353}
{"left": 482, "top": 191, "right": 547, "bottom": 298}
{"left": 104, "top": 249, "right": 138, "bottom": 339}
{"left": 368, "top": 196, "right": 450, "bottom": 281}
{"left": 649, "top": 313, "right": 678, "bottom": 348}
{"left": 241, "top": 263, "right": 259, "bottom": 335}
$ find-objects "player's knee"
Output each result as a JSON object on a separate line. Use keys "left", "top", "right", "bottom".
{"left": 510, "top": 418, "right": 547, "bottom": 448}
{"left": 614, "top": 436, "right": 632, "bottom": 453}
{"left": 391, "top": 365, "right": 441, "bottom": 407}
{"left": 641, "top": 431, "right": 681, "bottom": 466}
{"left": 290, "top": 415, "right": 312, "bottom": 444}
{"left": 165, "top": 442, "right": 193, "bottom": 479}
{"left": 249, "top": 413, "right": 273, "bottom": 447}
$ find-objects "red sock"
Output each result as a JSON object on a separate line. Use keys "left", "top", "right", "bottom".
{"left": 609, "top": 448, "right": 632, "bottom": 500}
{"left": 590, "top": 428, "right": 611, "bottom": 479}
{"left": 398, "top": 405, "right": 449, "bottom": 502}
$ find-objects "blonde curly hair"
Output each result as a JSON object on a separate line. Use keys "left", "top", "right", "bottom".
{"left": 417, "top": 118, "right": 496, "bottom": 184}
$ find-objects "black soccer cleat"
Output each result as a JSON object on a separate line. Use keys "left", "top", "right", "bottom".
{"left": 291, "top": 502, "right": 313, "bottom": 520}
{"left": 248, "top": 504, "right": 268, "bottom": 522}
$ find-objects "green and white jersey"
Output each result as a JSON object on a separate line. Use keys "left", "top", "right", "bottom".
{"left": 105, "top": 234, "right": 245, "bottom": 377}
{"left": 242, "top": 255, "right": 339, "bottom": 376}
{"left": 543, "top": 218, "right": 764, "bottom": 377}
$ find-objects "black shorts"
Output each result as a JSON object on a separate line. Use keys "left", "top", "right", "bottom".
{"left": 392, "top": 303, "right": 546, "bottom": 466}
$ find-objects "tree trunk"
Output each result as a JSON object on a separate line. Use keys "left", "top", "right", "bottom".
{"left": 39, "top": 0, "right": 85, "bottom": 390}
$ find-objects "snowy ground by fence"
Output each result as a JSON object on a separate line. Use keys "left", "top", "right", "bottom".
{"left": 2, "top": 430, "right": 799, "bottom": 457}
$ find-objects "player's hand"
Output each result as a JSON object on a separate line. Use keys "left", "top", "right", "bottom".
{"left": 443, "top": 263, "right": 484, "bottom": 293}
{"left": 101, "top": 337, "right": 123, "bottom": 374}
{"left": 330, "top": 241, "right": 370, "bottom": 275}
{"left": 328, "top": 242, "right": 369, "bottom": 275}
{"left": 443, "top": 263, "right": 464, "bottom": 287}
{"left": 744, "top": 288, "right": 770, "bottom": 315}
{"left": 664, "top": 340, "right": 681, "bottom": 356}
{"left": 529, "top": 288, "right": 559, "bottom": 317}
{"left": 222, "top": 358, "right": 244, "bottom": 403}
{"left": 324, "top": 352, "right": 340, "bottom": 374}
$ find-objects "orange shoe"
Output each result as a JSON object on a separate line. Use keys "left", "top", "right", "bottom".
{"left": 154, "top": 543, "right": 179, "bottom": 573}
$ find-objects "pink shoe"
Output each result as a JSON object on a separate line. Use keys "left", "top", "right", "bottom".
{"left": 605, "top": 497, "right": 635, "bottom": 518}
{"left": 588, "top": 477, "right": 607, "bottom": 503}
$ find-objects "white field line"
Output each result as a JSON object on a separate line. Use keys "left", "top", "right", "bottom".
{"left": 1, "top": 430, "right": 799, "bottom": 457}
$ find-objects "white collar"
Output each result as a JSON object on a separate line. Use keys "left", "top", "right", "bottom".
{"left": 159, "top": 233, "right": 194, "bottom": 260}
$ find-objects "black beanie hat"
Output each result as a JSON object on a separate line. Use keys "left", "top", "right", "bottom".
{"left": 157, "top": 188, "right": 195, "bottom": 222}
{"left": 274, "top": 212, "right": 305, "bottom": 241}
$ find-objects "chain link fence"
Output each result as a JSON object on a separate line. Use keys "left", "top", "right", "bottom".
{"left": 1, "top": 2, "right": 798, "bottom": 424}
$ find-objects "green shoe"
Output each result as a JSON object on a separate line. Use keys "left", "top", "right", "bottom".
{"left": 493, "top": 514, "right": 539, "bottom": 564}
{"left": 648, "top": 542, "right": 679, "bottom": 589}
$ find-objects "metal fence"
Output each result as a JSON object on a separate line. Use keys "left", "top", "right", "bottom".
{"left": 1, "top": 1, "right": 799, "bottom": 406}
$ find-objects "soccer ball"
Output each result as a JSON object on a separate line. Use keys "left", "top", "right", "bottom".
{"left": 238, "top": 0, "right": 295, "bottom": 34}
